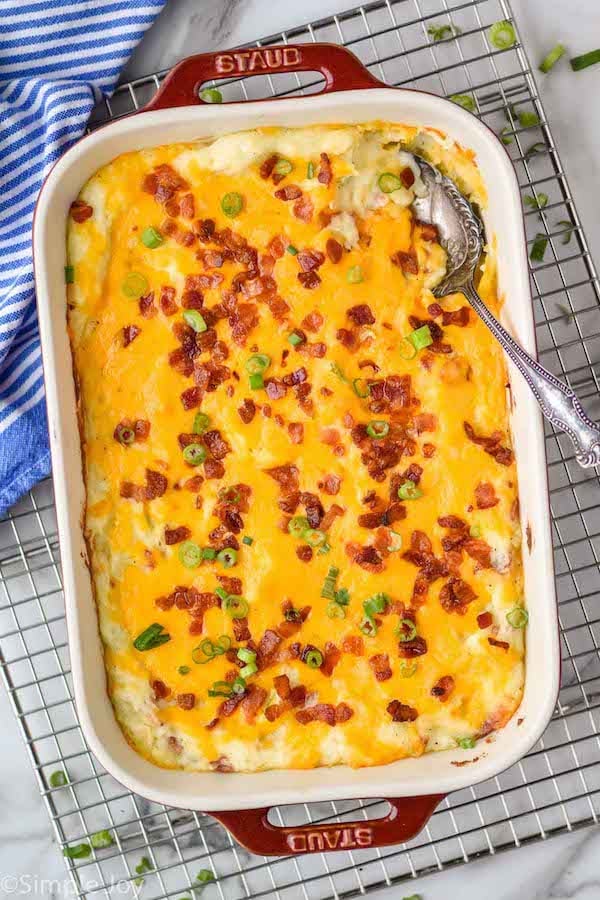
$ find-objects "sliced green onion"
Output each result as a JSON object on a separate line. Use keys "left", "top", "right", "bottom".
{"left": 457, "top": 736, "right": 476, "bottom": 749}
{"left": 408, "top": 324, "right": 433, "bottom": 351}
{"left": 398, "top": 337, "right": 418, "bottom": 360}
{"left": 202, "top": 547, "right": 217, "bottom": 560}
{"left": 63, "top": 843, "right": 91, "bottom": 859}
{"left": 524, "top": 141, "right": 546, "bottom": 161}
{"left": 334, "top": 587, "right": 350, "bottom": 606}
{"left": 136, "top": 857, "right": 153, "bottom": 876}
{"left": 427, "top": 23, "right": 458, "bottom": 42}
{"left": 557, "top": 303, "right": 574, "bottom": 324}
{"left": 91, "top": 830, "right": 114, "bottom": 849}
{"left": 530, "top": 234, "right": 548, "bottom": 262}
{"left": 307, "top": 161, "right": 315, "bottom": 178}
{"left": 65, "top": 265, "right": 75, "bottom": 284}
{"left": 183, "top": 309, "right": 207, "bottom": 333}
{"left": 192, "top": 635, "right": 231, "bottom": 664}
{"left": 197, "top": 869, "right": 215, "bottom": 885}
{"left": 49, "top": 770, "right": 68, "bottom": 788}
{"left": 557, "top": 220, "right": 575, "bottom": 244}
{"left": 387, "top": 531, "right": 403, "bottom": 552}
{"left": 352, "top": 377, "right": 370, "bottom": 399}
{"left": 500, "top": 125, "right": 513, "bottom": 145}
{"left": 245, "top": 353, "right": 271, "bottom": 374}
{"left": 208, "top": 680, "right": 235, "bottom": 697}
{"left": 183, "top": 442, "right": 207, "bottom": 466}
{"left": 200, "top": 87, "right": 223, "bottom": 103}
{"left": 378, "top": 172, "right": 403, "bottom": 193}
{"left": 450, "top": 93, "right": 476, "bottom": 112}
{"left": 305, "top": 528, "right": 327, "bottom": 547}
{"left": 217, "top": 547, "right": 238, "bottom": 568}
{"left": 223, "top": 595, "right": 248, "bottom": 619}
{"left": 363, "top": 592, "right": 389, "bottom": 618}
{"left": 288, "top": 515, "right": 310, "bottom": 539}
{"left": 347, "top": 265, "right": 364, "bottom": 284}
{"left": 288, "top": 331, "right": 303, "bottom": 346}
{"left": 304, "top": 649, "right": 323, "bottom": 668}
{"left": 399, "top": 661, "right": 418, "bottom": 678}
{"left": 570, "top": 49, "right": 600, "bottom": 72}
{"left": 518, "top": 109, "right": 540, "bottom": 128}
{"left": 141, "top": 226, "right": 163, "bottom": 249}
{"left": 240, "top": 662, "right": 258, "bottom": 678}
{"left": 178, "top": 541, "right": 202, "bottom": 568}
{"left": 320, "top": 565, "right": 340, "bottom": 600}
{"left": 231, "top": 676, "right": 246, "bottom": 694}
{"left": 115, "top": 423, "right": 135, "bottom": 445}
{"left": 221, "top": 192, "right": 244, "bottom": 218}
{"left": 326, "top": 601, "right": 346, "bottom": 619}
{"left": 506, "top": 606, "right": 529, "bottom": 628}
{"left": 215, "top": 586, "right": 229, "bottom": 601}
{"left": 366, "top": 420, "right": 390, "bottom": 439}
{"left": 242, "top": 535, "right": 253, "bottom": 546}
{"left": 193, "top": 411, "right": 211, "bottom": 434}
{"left": 359, "top": 615, "right": 377, "bottom": 637}
{"left": 273, "top": 157, "right": 293, "bottom": 177}
{"left": 396, "top": 618, "right": 417, "bottom": 642}
{"left": 237, "top": 647, "right": 256, "bottom": 664}
{"left": 524, "top": 193, "right": 548, "bottom": 214}
{"left": 469, "top": 524, "right": 481, "bottom": 538}
{"left": 122, "top": 272, "right": 149, "bottom": 299}
{"left": 330, "top": 361, "right": 350, "bottom": 383}
{"left": 249, "top": 372, "right": 264, "bottom": 390}
{"left": 488, "top": 20, "right": 516, "bottom": 50}
{"left": 539, "top": 43, "right": 566, "bottom": 73}
{"left": 398, "top": 480, "right": 423, "bottom": 500}
{"left": 287, "top": 244, "right": 298, "bottom": 256}
{"left": 218, "top": 486, "right": 241, "bottom": 504}
{"left": 133, "top": 623, "right": 170, "bottom": 652}
{"left": 178, "top": 665, "right": 191, "bottom": 675}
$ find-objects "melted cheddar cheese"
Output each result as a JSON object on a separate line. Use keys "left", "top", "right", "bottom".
{"left": 67, "top": 123, "right": 524, "bottom": 772}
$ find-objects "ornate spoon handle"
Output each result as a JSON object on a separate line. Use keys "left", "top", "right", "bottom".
{"left": 463, "top": 283, "right": 600, "bottom": 468}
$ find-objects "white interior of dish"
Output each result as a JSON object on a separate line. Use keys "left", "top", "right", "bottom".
{"left": 33, "top": 88, "right": 560, "bottom": 811}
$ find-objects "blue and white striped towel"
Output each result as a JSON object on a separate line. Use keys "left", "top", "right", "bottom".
{"left": 0, "top": 0, "right": 167, "bottom": 517}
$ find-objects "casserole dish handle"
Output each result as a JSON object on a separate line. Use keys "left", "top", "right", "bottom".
{"left": 145, "top": 42, "right": 383, "bottom": 111}
{"left": 208, "top": 795, "right": 445, "bottom": 856}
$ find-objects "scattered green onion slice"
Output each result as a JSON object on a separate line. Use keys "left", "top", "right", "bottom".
{"left": 524, "top": 193, "right": 548, "bottom": 213}
{"left": 122, "top": 271, "right": 149, "bottom": 299}
{"left": 330, "top": 361, "right": 350, "bottom": 383}
{"left": 214, "top": 586, "right": 229, "bottom": 601}
{"left": 183, "top": 309, "right": 207, "bottom": 333}
{"left": 193, "top": 411, "right": 211, "bottom": 434}
{"left": 570, "top": 48, "right": 600, "bottom": 72}
{"left": 398, "top": 337, "right": 418, "bottom": 360}
{"left": 231, "top": 676, "right": 246, "bottom": 694}
{"left": 237, "top": 647, "right": 256, "bottom": 664}
{"left": 321, "top": 565, "right": 340, "bottom": 600}
{"left": 288, "top": 515, "right": 311, "bottom": 539}
{"left": 224, "top": 595, "right": 249, "bottom": 618}
{"left": 427, "top": 23, "right": 459, "bottom": 42}
{"left": 363, "top": 592, "right": 389, "bottom": 618}
{"left": 273, "top": 157, "right": 293, "bottom": 177}
{"left": 352, "top": 377, "right": 370, "bottom": 398}
{"left": 202, "top": 547, "right": 217, "bottom": 560}
{"left": 488, "top": 20, "right": 516, "bottom": 50}
{"left": 178, "top": 665, "right": 191, "bottom": 675}
{"left": 307, "top": 161, "right": 315, "bottom": 178}
{"left": 49, "top": 770, "right": 68, "bottom": 788}
{"left": 208, "top": 680, "right": 234, "bottom": 697}
{"left": 115, "top": 423, "right": 135, "bottom": 445}
{"left": 63, "top": 843, "right": 91, "bottom": 859}
{"left": 288, "top": 331, "right": 303, "bottom": 346}
{"left": 387, "top": 531, "right": 403, "bottom": 552}
{"left": 305, "top": 528, "right": 327, "bottom": 547}
{"left": 524, "top": 141, "right": 546, "bottom": 160}
{"left": 457, "top": 736, "right": 476, "bottom": 749}
{"left": 347, "top": 265, "right": 364, "bottom": 284}
{"left": 557, "top": 220, "right": 575, "bottom": 245}
{"left": 133, "top": 623, "right": 170, "bottom": 652}
{"left": 506, "top": 606, "right": 529, "bottom": 628}
{"left": 399, "top": 661, "right": 418, "bottom": 678}
{"left": 360, "top": 615, "right": 377, "bottom": 637}
{"left": 304, "top": 648, "right": 323, "bottom": 668}
{"left": 326, "top": 601, "right": 346, "bottom": 619}
{"left": 183, "top": 442, "right": 207, "bottom": 466}
{"left": 469, "top": 524, "right": 481, "bottom": 538}
{"left": 221, "top": 191, "right": 244, "bottom": 218}
{"left": 408, "top": 324, "right": 433, "bottom": 351}
{"left": 141, "top": 226, "right": 163, "bottom": 249}
{"left": 135, "top": 856, "right": 153, "bottom": 878}
{"left": 287, "top": 244, "right": 299, "bottom": 256}
{"left": 366, "top": 420, "right": 390, "bottom": 439}
{"left": 334, "top": 587, "right": 350, "bottom": 606}
{"left": 178, "top": 541, "right": 202, "bottom": 568}
{"left": 519, "top": 109, "right": 540, "bottom": 128}
{"left": 242, "top": 535, "right": 253, "bottom": 546}
{"left": 398, "top": 480, "right": 423, "bottom": 500}
{"left": 240, "top": 662, "right": 258, "bottom": 678}
{"left": 218, "top": 485, "right": 241, "bottom": 504}
{"left": 91, "top": 830, "right": 114, "bottom": 849}
{"left": 396, "top": 618, "right": 417, "bottom": 642}
{"left": 539, "top": 43, "right": 566, "bottom": 73}
{"left": 245, "top": 353, "right": 271, "bottom": 374}
{"left": 197, "top": 869, "right": 215, "bottom": 885}
{"left": 500, "top": 125, "right": 513, "bottom": 145}
{"left": 192, "top": 635, "right": 231, "bottom": 664}
{"left": 65, "top": 265, "right": 75, "bottom": 284}
{"left": 450, "top": 93, "right": 476, "bottom": 112}
{"left": 249, "top": 372, "right": 264, "bottom": 390}
{"left": 217, "top": 547, "right": 238, "bottom": 568}
{"left": 378, "top": 172, "right": 403, "bottom": 194}
{"left": 557, "top": 303, "right": 574, "bottom": 324}
{"left": 200, "top": 87, "right": 223, "bottom": 103}
{"left": 530, "top": 234, "right": 548, "bottom": 262}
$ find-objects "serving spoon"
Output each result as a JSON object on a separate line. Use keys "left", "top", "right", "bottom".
{"left": 410, "top": 156, "right": 600, "bottom": 469}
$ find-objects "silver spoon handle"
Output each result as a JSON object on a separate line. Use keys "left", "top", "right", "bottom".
{"left": 463, "top": 283, "right": 600, "bottom": 468}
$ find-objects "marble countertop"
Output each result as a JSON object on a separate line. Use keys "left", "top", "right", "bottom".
{"left": 2, "top": 0, "right": 600, "bottom": 898}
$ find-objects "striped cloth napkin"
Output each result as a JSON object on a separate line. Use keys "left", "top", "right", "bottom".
{"left": 0, "top": 0, "right": 167, "bottom": 516}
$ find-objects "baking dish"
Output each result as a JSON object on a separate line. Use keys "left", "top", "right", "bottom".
{"left": 33, "top": 43, "right": 559, "bottom": 855}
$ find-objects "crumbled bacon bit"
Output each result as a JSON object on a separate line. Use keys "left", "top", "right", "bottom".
{"left": 240, "top": 685, "right": 268, "bottom": 722}
{"left": 423, "top": 442, "right": 436, "bottom": 458}
{"left": 369, "top": 653, "right": 392, "bottom": 681}
{"left": 296, "top": 545, "right": 313, "bottom": 563}
{"left": 159, "top": 285, "right": 178, "bottom": 316}
{"left": 464, "top": 537, "right": 493, "bottom": 569}
{"left": 274, "top": 184, "right": 302, "bottom": 201}
{"left": 387, "top": 700, "right": 418, "bottom": 722}
{"left": 320, "top": 503, "right": 345, "bottom": 531}
{"left": 256, "top": 629, "right": 283, "bottom": 669}
{"left": 177, "top": 693, "right": 196, "bottom": 710}
{"left": 326, "top": 238, "right": 343, "bottom": 263}
{"left": 139, "top": 292, "right": 157, "bottom": 318}
{"left": 203, "top": 429, "right": 231, "bottom": 459}
{"left": 321, "top": 642, "right": 341, "bottom": 677}
{"left": 70, "top": 200, "right": 93, "bottom": 222}
{"left": 194, "top": 218, "right": 216, "bottom": 242}
{"left": 475, "top": 482, "right": 499, "bottom": 509}
{"left": 431, "top": 675, "right": 455, "bottom": 702}
{"left": 321, "top": 474, "right": 341, "bottom": 495}
{"left": 414, "top": 412, "right": 437, "bottom": 434}
{"left": 120, "top": 468, "right": 167, "bottom": 502}
{"left": 428, "top": 302, "right": 443, "bottom": 318}
{"left": 265, "top": 464, "right": 299, "bottom": 492}
{"left": 210, "top": 756, "right": 234, "bottom": 772}
{"left": 346, "top": 542, "right": 385, "bottom": 573}
{"left": 317, "top": 152, "right": 333, "bottom": 186}
{"left": 180, "top": 386, "right": 203, "bottom": 409}
{"left": 335, "top": 703, "right": 353, "bottom": 723}
{"left": 179, "top": 193, "right": 195, "bottom": 219}
{"left": 440, "top": 577, "right": 477, "bottom": 615}
{"left": 260, "top": 153, "right": 278, "bottom": 179}
{"left": 298, "top": 271, "right": 321, "bottom": 289}
{"left": 165, "top": 525, "right": 191, "bottom": 545}
{"left": 464, "top": 422, "right": 513, "bottom": 466}
{"left": 342, "top": 635, "right": 364, "bottom": 655}
{"left": 336, "top": 327, "right": 358, "bottom": 351}
{"left": 204, "top": 458, "right": 225, "bottom": 479}
{"left": 151, "top": 680, "right": 170, "bottom": 701}
{"left": 293, "top": 195, "right": 314, "bottom": 222}
{"left": 301, "top": 310, "right": 324, "bottom": 333}
{"left": 391, "top": 250, "right": 418, "bottom": 274}
{"left": 297, "top": 249, "right": 325, "bottom": 273}
{"left": 419, "top": 222, "right": 439, "bottom": 242}
{"left": 347, "top": 304, "right": 375, "bottom": 326}
{"left": 442, "top": 307, "right": 471, "bottom": 327}
{"left": 288, "top": 422, "right": 304, "bottom": 444}
{"left": 398, "top": 636, "right": 428, "bottom": 658}
{"left": 400, "top": 166, "right": 415, "bottom": 188}
{"left": 238, "top": 398, "right": 256, "bottom": 424}
{"left": 477, "top": 612, "right": 493, "bottom": 629}
{"left": 122, "top": 324, "right": 141, "bottom": 346}
{"left": 488, "top": 637, "right": 510, "bottom": 650}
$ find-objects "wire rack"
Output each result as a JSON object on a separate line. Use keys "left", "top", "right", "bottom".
{"left": 2, "top": 0, "right": 600, "bottom": 897}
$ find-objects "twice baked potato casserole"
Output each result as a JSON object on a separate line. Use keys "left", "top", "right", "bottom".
{"left": 66, "top": 122, "right": 525, "bottom": 772}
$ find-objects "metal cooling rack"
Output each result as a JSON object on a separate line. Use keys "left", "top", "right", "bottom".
{"left": 2, "top": 0, "right": 600, "bottom": 897}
